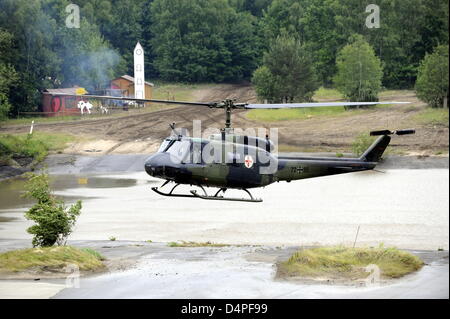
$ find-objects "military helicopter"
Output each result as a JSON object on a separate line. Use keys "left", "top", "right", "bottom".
{"left": 53, "top": 93, "right": 414, "bottom": 202}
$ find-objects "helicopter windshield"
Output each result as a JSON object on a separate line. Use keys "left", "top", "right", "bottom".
{"left": 157, "top": 139, "right": 172, "bottom": 153}
{"left": 165, "top": 140, "right": 191, "bottom": 161}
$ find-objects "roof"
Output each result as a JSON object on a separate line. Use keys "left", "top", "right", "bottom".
{"left": 43, "top": 88, "right": 81, "bottom": 95}
{"left": 114, "top": 75, "right": 154, "bottom": 87}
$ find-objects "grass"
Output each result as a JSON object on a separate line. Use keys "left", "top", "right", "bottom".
{"left": 413, "top": 108, "right": 449, "bottom": 127}
{"left": 0, "top": 132, "right": 76, "bottom": 164}
{"left": 0, "top": 246, "right": 105, "bottom": 273}
{"left": 167, "top": 241, "right": 230, "bottom": 248}
{"left": 313, "top": 87, "right": 344, "bottom": 101}
{"left": 278, "top": 246, "right": 423, "bottom": 280}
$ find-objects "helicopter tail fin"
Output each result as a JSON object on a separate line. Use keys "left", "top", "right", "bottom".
{"left": 360, "top": 129, "right": 415, "bottom": 162}
{"left": 360, "top": 135, "right": 391, "bottom": 162}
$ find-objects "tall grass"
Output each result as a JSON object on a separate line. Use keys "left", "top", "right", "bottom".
{"left": 278, "top": 246, "right": 423, "bottom": 279}
{"left": 0, "top": 132, "right": 75, "bottom": 163}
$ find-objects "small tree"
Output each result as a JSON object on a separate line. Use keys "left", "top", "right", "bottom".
{"left": 334, "top": 35, "right": 383, "bottom": 108}
{"left": 415, "top": 45, "right": 449, "bottom": 108}
{"left": 252, "top": 35, "right": 319, "bottom": 103}
{"left": 23, "top": 173, "right": 82, "bottom": 247}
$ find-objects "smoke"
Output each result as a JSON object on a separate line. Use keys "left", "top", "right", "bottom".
{"left": 75, "top": 47, "right": 122, "bottom": 90}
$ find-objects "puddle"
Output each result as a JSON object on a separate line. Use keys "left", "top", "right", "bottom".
{"left": 0, "top": 174, "right": 138, "bottom": 215}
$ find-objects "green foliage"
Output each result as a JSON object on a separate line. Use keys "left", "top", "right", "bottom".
{"left": 252, "top": 35, "right": 319, "bottom": 103}
{"left": 261, "top": 0, "right": 449, "bottom": 88}
{"left": 23, "top": 172, "right": 82, "bottom": 247}
{"left": 415, "top": 45, "right": 449, "bottom": 108}
{"left": 352, "top": 133, "right": 376, "bottom": 157}
{"left": 81, "top": 248, "right": 105, "bottom": 261}
{"left": 149, "top": 0, "right": 260, "bottom": 82}
{"left": 0, "top": 29, "right": 18, "bottom": 120}
{"left": 413, "top": 108, "right": 449, "bottom": 127}
{"left": 279, "top": 246, "right": 423, "bottom": 279}
{"left": 0, "top": 132, "right": 74, "bottom": 163}
{"left": 0, "top": 246, "right": 104, "bottom": 272}
{"left": 334, "top": 36, "right": 383, "bottom": 107}
{"left": 0, "top": 0, "right": 124, "bottom": 114}
{"left": 0, "top": 0, "right": 449, "bottom": 119}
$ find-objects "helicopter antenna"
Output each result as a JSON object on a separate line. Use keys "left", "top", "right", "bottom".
{"left": 169, "top": 122, "right": 183, "bottom": 138}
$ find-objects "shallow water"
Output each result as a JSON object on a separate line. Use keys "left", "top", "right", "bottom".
{"left": 0, "top": 175, "right": 138, "bottom": 210}
{"left": 0, "top": 169, "right": 448, "bottom": 250}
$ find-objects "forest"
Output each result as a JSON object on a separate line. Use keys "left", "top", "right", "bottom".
{"left": 0, "top": 0, "right": 448, "bottom": 116}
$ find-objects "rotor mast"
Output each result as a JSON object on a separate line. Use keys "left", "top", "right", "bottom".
{"left": 224, "top": 99, "right": 233, "bottom": 130}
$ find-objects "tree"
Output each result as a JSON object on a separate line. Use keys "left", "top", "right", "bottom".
{"left": 252, "top": 35, "right": 319, "bottom": 103}
{"left": 149, "top": 0, "right": 260, "bottom": 82}
{"left": 23, "top": 172, "right": 82, "bottom": 247}
{"left": 252, "top": 66, "right": 281, "bottom": 103}
{"left": 415, "top": 45, "right": 449, "bottom": 108}
{"left": 334, "top": 35, "right": 383, "bottom": 106}
{"left": 0, "top": 29, "right": 18, "bottom": 120}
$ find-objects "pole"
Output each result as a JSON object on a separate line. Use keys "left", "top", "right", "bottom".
{"left": 353, "top": 225, "right": 360, "bottom": 248}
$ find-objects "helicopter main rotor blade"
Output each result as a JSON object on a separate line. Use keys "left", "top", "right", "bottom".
{"left": 244, "top": 101, "right": 410, "bottom": 109}
{"left": 49, "top": 93, "right": 217, "bottom": 107}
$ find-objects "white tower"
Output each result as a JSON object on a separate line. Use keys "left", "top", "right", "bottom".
{"left": 133, "top": 42, "right": 145, "bottom": 99}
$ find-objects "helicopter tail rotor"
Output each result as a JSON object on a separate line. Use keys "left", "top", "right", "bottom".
{"left": 361, "top": 128, "right": 415, "bottom": 162}
{"left": 370, "top": 129, "right": 416, "bottom": 136}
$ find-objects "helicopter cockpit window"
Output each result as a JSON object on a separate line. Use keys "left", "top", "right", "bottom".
{"left": 166, "top": 140, "right": 191, "bottom": 162}
{"left": 157, "top": 139, "right": 172, "bottom": 153}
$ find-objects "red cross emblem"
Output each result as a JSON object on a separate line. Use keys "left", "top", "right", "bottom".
{"left": 244, "top": 155, "right": 254, "bottom": 168}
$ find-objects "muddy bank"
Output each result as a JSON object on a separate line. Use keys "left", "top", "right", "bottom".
{"left": 0, "top": 155, "right": 35, "bottom": 181}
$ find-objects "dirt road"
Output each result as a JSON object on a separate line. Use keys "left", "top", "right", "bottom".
{"left": 1, "top": 85, "right": 448, "bottom": 155}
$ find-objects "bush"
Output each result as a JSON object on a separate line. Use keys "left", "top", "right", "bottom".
{"left": 334, "top": 35, "right": 383, "bottom": 108}
{"left": 415, "top": 45, "right": 449, "bottom": 108}
{"left": 23, "top": 172, "right": 82, "bottom": 247}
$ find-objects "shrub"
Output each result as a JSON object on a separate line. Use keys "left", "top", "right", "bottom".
{"left": 415, "top": 45, "right": 449, "bottom": 108}
{"left": 23, "top": 172, "right": 82, "bottom": 247}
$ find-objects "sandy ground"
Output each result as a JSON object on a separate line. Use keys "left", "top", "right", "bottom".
{"left": 0, "top": 85, "right": 448, "bottom": 155}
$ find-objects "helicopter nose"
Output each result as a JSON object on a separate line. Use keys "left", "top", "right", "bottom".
{"left": 145, "top": 153, "right": 180, "bottom": 178}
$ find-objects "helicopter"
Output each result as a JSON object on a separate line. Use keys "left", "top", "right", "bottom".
{"left": 52, "top": 93, "right": 415, "bottom": 202}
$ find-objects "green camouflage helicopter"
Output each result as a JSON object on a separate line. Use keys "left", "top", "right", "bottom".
{"left": 54, "top": 94, "right": 414, "bottom": 202}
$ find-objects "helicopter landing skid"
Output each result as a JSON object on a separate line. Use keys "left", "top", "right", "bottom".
{"left": 151, "top": 183, "right": 208, "bottom": 199}
{"left": 151, "top": 182, "right": 262, "bottom": 202}
{"left": 190, "top": 188, "right": 262, "bottom": 203}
